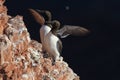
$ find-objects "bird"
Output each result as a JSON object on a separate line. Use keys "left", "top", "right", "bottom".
{"left": 29, "top": 9, "right": 90, "bottom": 64}
{"left": 29, "top": 9, "right": 62, "bottom": 64}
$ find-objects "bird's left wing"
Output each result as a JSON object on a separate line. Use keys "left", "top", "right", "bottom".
{"left": 57, "top": 25, "right": 90, "bottom": 38}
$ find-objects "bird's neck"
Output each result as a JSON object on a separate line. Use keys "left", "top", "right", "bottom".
{"left": 51, "top": 26, "right": 59, "bottom": 35}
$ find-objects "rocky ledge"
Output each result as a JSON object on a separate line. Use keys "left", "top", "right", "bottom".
{"left": 0, "top": 0, "right": 80, "bottom": 80}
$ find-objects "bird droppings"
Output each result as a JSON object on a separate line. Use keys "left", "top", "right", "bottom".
{"left": 0, "top": 0, "right": 80, "bottom": 80}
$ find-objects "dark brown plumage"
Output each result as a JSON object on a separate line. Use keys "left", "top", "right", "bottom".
{"left": 57, "top": 25, "right": 90, "bottom": 38}
{"left": 29, "top": 9, "right": 45, "bottom": 25}
{"left": 36, "top": 9, "right": 52, "bottom": 22}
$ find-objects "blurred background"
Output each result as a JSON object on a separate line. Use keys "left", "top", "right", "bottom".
{"left": 5, "top": 0, "right": 120, "bottom": 80}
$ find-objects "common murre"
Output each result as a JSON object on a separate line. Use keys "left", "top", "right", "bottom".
{"left": 29, "top": 9, "right": 90, "bottom": 64}
{"left": 29, "top": 9, "right": 62, "bottom": 64}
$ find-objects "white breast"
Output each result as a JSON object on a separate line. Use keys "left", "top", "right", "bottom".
{"left": 40, "top": 25, "right": 60, "bottom": 61}
{"left": 40, "top": 25, "right": 51, "bottom": 49}
{"left": 44, "top": 32, "right": 60, "bottom": 60}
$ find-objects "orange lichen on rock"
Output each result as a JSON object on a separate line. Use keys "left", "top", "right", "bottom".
{"left": 0, "top": 1, "right": 80, "bottom": 80}
{"left": 0, "top": 0, "right": 8, "bottom": 34}
{"left": 0, "top": 0, "right": 5, "bottom": 5}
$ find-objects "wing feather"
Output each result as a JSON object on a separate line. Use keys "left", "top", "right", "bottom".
{"left": 57, "top": 25, "right": 90, "bottom": 38}
{"left": 29, "top": 9, "right": 45, "bottom": 25}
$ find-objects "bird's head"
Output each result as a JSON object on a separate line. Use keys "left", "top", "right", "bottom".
{"left": 51, "top": 20, "right": 60, "bottom": 29}
{"left": 36, "top": 9, "right": 52, "bottom": 22}
{"left": 45, "top": 20, "right": 61, "bottom": 35}
{"left": 45, "top": 20, "right": 60, "bottom": 29}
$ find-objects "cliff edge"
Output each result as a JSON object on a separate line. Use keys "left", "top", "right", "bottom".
{"left": 0, "top": 0, "right": 80, "bottom": 80}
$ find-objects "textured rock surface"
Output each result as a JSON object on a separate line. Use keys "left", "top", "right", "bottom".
{"left": 0, "top": 1, "right": 80, "bottom": 80}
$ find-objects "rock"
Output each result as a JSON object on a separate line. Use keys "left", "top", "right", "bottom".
{"left": 0, "top": 0, "right": 8, "bottom": 34}
{"left": 0, "top": 1, "right": 80, "bottom": 80}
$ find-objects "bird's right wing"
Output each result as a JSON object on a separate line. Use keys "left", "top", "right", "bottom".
{"left": 29, "top": 9, "right": 45, "bottom": 25}
{"left": 57, "top": 25, "right": 90, "bottom": 38}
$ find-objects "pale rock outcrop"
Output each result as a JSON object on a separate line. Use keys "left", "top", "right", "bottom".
{"left": 0, "top": 0, "right": 80, "bottom": 80}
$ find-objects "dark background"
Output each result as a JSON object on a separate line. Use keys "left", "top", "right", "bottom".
{"left": 5, "top": 0, "right": 120, "bottom": 80}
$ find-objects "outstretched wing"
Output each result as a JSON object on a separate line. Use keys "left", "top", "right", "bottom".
{"left": 57, "top": 25, "right": 90, "bottom": 38}
{"left": 29, "top": 9, "right": 45, "bottom": 25}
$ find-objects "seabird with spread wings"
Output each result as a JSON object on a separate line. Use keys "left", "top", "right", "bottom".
{"left": 29, "top": 9, "right": 90, "bottom": 64}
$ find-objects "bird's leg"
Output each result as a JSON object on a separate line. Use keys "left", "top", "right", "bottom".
{"left": 51, "top": 53, "right": 61, "bottom": 65}
{"left": 41, "top": 46, "right": 46, "bottom": 53}
{"left": 42, "top": 51, "right": 50, "bottom": 58}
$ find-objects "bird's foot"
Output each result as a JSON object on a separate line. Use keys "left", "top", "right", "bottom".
{"left": 58, "top": 56, "right": 63, "bottom": 62}
{"left": 52, "top": 56, "right": 63, "bottom": 65}
{"left": 43, "top": 52, "right": 49, "bottom": 58}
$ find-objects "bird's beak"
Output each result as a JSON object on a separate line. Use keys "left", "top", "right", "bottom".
{"left": 36, "top": 9, "right": 45, "bottom": 13}
{"left": 36, "top": 9, "right": 51, "bottom": 15}
{"left": 45, "top": 21, "right": 52, "bottom": 24}
{"left": 28, "top": 9, "right": 40, "bottom": 14}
